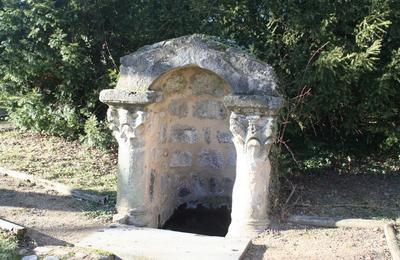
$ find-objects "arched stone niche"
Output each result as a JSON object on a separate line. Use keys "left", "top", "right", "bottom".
{"left": 146, "top": 66, "right": 235, "bottom": 228}
{"left": 100, "top": 34, "right": 284, "bottom": 238}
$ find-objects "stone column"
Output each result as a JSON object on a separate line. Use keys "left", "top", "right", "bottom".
{"left": 224, "top": 95, "right": 283, "bottom": 238}
{"left": 100, "top": 90, "right": 160, "bottom": 226}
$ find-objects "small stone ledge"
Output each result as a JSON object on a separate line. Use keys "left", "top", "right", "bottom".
{"left": 78, "top": 225, "right": 251, "bottom": 260}
{"left": 99, "top": 89, "right": 161, "bottom": 106}
{"left": 223, "top": 94, "right": 284, "bottom": 113}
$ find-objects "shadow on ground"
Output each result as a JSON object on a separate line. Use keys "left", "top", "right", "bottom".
{"left": 0, "top": 188, "right": 116, "bottom": 213}
{"left": 243, "top": 243, "right": 267, "bottom": 260}
{"left": 26, "top": 229, "right": 72, "bottom": 247}
{"left": 281, "top": 172, "right": 400, "bottom": 221}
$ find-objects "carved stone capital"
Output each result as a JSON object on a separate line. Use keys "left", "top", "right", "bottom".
{"left": 107, "top": 106, "right": 148, "bottom": 145}
{"left": 229, "top": 112, "right": 276, "bottom": 160}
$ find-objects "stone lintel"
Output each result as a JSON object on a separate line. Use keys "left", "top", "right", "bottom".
{"left": 223, "top": 94, "right": 284, "bottom": 114}
{"left": 100, "top": 89, "right": 161, "bottom": 107}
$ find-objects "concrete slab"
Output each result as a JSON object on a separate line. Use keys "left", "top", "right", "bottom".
{"left": 77, "top": 225, "right": 250, "bottom": 260}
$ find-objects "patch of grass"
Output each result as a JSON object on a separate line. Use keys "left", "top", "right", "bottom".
{"left": 0, "top": 130, "right": 117, "bottom": 194}
{"left": 0, "top": 231, "right": 18, "bottom": 260}
{"left": 84, "top": 200, "right": 116, "bottom": 220}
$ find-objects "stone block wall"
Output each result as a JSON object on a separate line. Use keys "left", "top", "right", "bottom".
{"left": 143, "top": 67, "right": 235, "bottom": 227}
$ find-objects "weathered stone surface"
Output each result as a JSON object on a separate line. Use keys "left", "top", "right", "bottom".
{"left": 159, "top": 124, "right": 167, "bottom": 144}
{"left": 192, "top": 174, "right": 207, "bottom": 195}
{"left": 223, "top": 178, "right": 234, "bottom": 192}
{"left": 170, "top": 151, "right": 193, "bottom": 167}
{"left": 161, "top": 72, "right": 187, "bottom": 95}
{"left": 178, "top": 187, "right": 191, "bottom": 197}
{"left": 149, "top": 170, "right": 156, "bottom": 201}
{"left": 43, "top": 256, "right": 60, "bottom": 260}
{"left": 100, "top": 89, "right": 161, "bottom": 106}
{"left": 78, "top": 225, "right": 251, "bottom": 260}
{"left": 34, "top": 246, "right": 114, "bottom": 260}
{"left": 198, "top": 150, "right": 224, "bottom": 169}
{"left": 22, "top": 256, "right": 38, "bottom": 260}
{"left": 116, "top": 34, "right": 279, "bottom": 96}
{"left": 159, "top": 175, "right": 172, "bottom": 195}
{"left": 193, "top": 100, "right": 227, "bottom": 120}
{"left": 227, "top": 151, "right": 237, "bottom": 167}
{"left": 203, "top": 127, "right": 211, "bottom": 144}
{"left": 209, "top": 178, "right": 217, "bottom": 193}
{"left": 217, "top": 131, "right": 232, "bottom": 143}
{"left": 190, "top": 73, "right": 228, "bottom": 97}
{"left": 168, "top": 99, "right": 188, "bottom": 117}
{"left": 224, "top": 94, "right": 284, "bottom": 114}
{"left": 184, "top": 175, "right": 232, "bottom": 198}
{"left": 170, "top": 125, "right": 197, "bottom": 144}
{"left": 19, "top": 248, "right": 29, "bottom": 255}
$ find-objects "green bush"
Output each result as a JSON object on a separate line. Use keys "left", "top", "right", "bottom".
{"left": 0, "top": 232, "right": 18, "bottom": 260}
{"left": 214, "top": 0, "right": 400, "bottom": 171}
{"left": 7, "top": 90, "right": 80, "bottom": 139}
{"left": 0, "top": 0, "right": 399, "bottom": 169}
{"left": 80, "top": 114, "right": 113, "bottom": 149}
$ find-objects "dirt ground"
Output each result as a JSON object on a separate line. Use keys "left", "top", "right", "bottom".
{"left": 285, "top": 173, "right": 400, "bottom": 221}
{"left": 245, "top": 223, "right": 390, "bottom": 260}
{"left": 0, "top": 174, "right": 110, "bottom": 248}
{"left": 1, "top": 172, "right": 398, "bottom": 259}
{"left": 0, "top": 127, "right": 399, "bottom": 259}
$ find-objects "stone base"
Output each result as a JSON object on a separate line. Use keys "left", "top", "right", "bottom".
{"left": 226, "top": 219, "right": 270, "bottom": 238}
{"left": 112, "top": 209, "right": 148, "bottom": 227}
{"left": 78, "top": 225, "right": 250, "bottom": 260}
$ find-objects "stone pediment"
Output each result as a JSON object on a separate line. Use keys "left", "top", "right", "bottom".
{"left": 115, "top": 34, "right": 279, "bottom": 96}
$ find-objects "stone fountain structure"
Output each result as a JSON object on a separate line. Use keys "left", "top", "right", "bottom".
{"left": 100, "top": 34, "right": 284, "bottom": 238}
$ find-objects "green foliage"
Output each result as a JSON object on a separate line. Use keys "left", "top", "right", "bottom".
{"left": 6, "top": 90, "right": 80, "bottom": 139}
{"left": 81, "top": 114, "right": 113, "bottom": 149}
{"left": 213, "top": 0, "right": 400, "bottom": 170}
{"left": 0, "top": 0, "right": 399, "bottom": 168}
{"left": 0, "top": 232, "right": 18, "bottom": 260}
{"left": 0, "top": 0, "right": 215, "bottom": 146}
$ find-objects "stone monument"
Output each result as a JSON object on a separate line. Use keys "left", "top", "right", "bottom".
{"left": 100, "top": 34, "right": 284, "bottom": 238}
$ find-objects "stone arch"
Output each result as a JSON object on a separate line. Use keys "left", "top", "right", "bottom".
{"left": 143, "top": 66, "right": 236, "bottom": 228}
{"left": 99, "top": 34, "right": 285, "bottom": 238}
{"left": 148, "top": 65, "right": 233, "bottom": 95}
{"left": 115, "top": 34, "right": 279, "bottom": 96}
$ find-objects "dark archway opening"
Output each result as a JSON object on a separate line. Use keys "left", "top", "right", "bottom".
{"left": 162, "top": 203, "right": 231, "bottom": 237}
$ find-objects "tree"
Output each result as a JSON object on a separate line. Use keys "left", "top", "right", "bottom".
{"left": 0, "top": 0, "right": 399, "bottom": 165}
